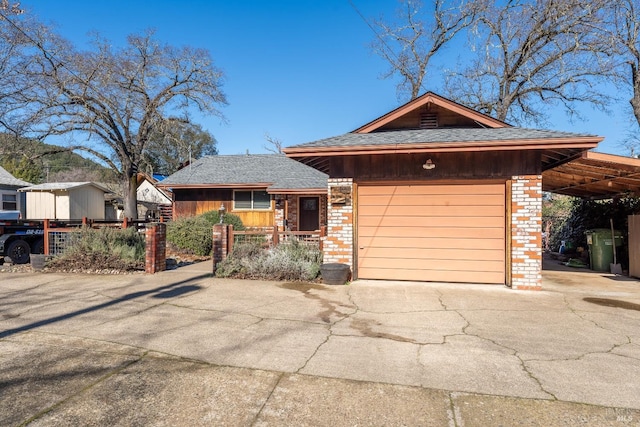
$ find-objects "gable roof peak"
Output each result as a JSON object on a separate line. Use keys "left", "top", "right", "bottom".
{"left": 353, "top": 91, "right": 510, "bottom": 134}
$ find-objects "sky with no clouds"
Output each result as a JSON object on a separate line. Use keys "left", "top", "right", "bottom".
{"left": 19, "top": 1, "right": 634, "bottom": 157}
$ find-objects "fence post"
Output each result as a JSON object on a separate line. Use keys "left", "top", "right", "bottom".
{"left": 145, "top": 222, "right": 166, "bottom": 274}
{"left": 319, "top": 226, "right": 326, "bottom": 252}
{"left": 43, "top": 219, "right": 50, "bottom": 256}
{"left": 227, "top": 224, "right": 234, "bottom": 255}
{"left": 272, "top": 226, "right": 279, "bottom": 247}
{"left": 123, "top": 217, "right": 129, "bottom": 229}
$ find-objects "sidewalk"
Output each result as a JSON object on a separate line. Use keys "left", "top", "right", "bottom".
{"left": 1, "top": 262, "right": 639, "bottom": 426}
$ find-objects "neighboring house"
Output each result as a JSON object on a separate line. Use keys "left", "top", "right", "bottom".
{"left": 157, "top": 154, "right": 328, "bottom": 230}
{"left": 19, "top": 182, "right": 111, "bottom": 220}
{"left": 284, "top": 92, "right": 604, "bottom": 290}
{"left": 0, "top": 165, "right": 31, "bottom": 218}
{"left": 136, "top": 173, "right": 172, "bottom": 221}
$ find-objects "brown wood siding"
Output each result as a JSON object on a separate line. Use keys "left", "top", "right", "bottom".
{"left": 357, "top": 183, "right": 506, "bottom": 284}
{"left": 330, "top": 151, "right": 541, "bottom": 180}
{"left": 172, "top": 188, "right": 275, "bottom": 227}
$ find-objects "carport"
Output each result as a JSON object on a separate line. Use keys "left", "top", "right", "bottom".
{"left": 543, "top": 151, "right": 640, "bottom": 199}
{"left": 542, "top": 151, "right": 640, "bottom": 277}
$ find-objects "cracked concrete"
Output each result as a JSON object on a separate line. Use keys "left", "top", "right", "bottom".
{"left": 1, "top": 261, "right": 640, "bottom": 425}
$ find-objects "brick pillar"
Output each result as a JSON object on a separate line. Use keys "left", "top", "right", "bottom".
{"left": 324, "top": 178, "right": 354, "bottom": 268}
{"left": 145, "top": 223, "right": 166, "bottom": 274}
{"left": 212, "top": 223, "right": 231, "bottom": 273}
{"left": 274, "top": 198, "right": 285, "bottom": 231}
{"left": 511, "top": 175, "right": 542, "bottom": 290}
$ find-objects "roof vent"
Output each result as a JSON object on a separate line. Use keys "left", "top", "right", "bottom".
{"left": 420, "top": 113, "right": 438, "bottom": 129}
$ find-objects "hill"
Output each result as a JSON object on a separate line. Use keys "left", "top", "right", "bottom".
{"left": 0, "top": 134, "right": 117, "bottom": 184}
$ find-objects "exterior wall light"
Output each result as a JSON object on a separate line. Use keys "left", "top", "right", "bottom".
{"left": 422, "top": 159, "right": 436, "bottom": 170}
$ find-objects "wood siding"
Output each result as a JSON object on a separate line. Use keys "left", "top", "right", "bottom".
{"left": 173, "top": 188, "right": 275, "bottom": 228}
{"left": 357, "top": 183, "right": 506, "bottom": 284}
{"left": 329, "top": 151, "right": 541, "bottom": 181}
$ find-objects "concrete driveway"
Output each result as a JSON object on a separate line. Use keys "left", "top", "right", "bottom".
{"left": 1, "top": 260, "right": 639, "bottom": 426}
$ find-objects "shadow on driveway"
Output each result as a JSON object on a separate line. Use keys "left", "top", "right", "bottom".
{"left": 0, "top": 274, "right": 209, "bottom": 339}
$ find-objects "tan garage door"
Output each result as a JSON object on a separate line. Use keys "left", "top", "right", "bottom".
{"left": 357, "top": 183, "right": 506, "bottom": 284}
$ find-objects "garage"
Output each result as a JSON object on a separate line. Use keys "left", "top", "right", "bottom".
{"left": 285, "top": 92, "right": 604, "bottom": 289}
{"left": 357, "top": 183, "right": 506, "bottom": 283}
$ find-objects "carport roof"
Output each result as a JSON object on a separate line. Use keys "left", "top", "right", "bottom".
{"left": 543, "top": 151, "right": 640, "bottom": 198}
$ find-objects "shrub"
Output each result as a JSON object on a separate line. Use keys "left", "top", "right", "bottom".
{"left": 47, "top": 226, "right": 145, "bottom": 271}
{"left": 167, "top": 215, "right": 213, "bottom": 256}
{"left": 201, "top": 210, "right": 245, "bottom": 230}
{"left": 215, "top": 239, "right": 322, "bottom": 281}
{"left": 166, "top": 211, "right": 245, "bottom": 256}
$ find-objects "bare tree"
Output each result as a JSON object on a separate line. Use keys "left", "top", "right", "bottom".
{"left": 607, "top": 0, "right": 640, "bottom": 127}
{"left": 370, "top": 0, "right": 479, "bottom": 101}
{"left": 263, "top": 133, "right": 284, "bottom": 154}
{"left": 0, "top": 18, "right": 226, "bottom": 218}
{"left": 445, "top": 0, "right": 613, "bottom": 125}
{"left": 0, "top": 1, "right": 22, "bottom": 16}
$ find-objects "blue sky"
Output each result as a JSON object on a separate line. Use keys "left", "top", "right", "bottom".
{"left": 23, "top": 0, "right": 632, "bottom": 157}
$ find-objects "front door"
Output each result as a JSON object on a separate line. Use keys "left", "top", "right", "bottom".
{"left": 299, "top": 196, "right": 320, "bottom": 231}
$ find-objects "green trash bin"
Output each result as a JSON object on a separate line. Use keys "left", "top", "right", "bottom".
{"left": 585, "top": 229, "right": 623, "bottom": 272}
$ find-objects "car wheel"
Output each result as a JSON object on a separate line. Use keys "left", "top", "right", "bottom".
{"left": 8, "top": 240, "right": 31, "bottom": 264}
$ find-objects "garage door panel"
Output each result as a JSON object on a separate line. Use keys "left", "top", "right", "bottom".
{"left": 358, "top": 215, "right": 502, "bottom": 228}
{"left": 357, "top": 183, "right": 506, "bottom": 284}
{"left": 360, "top": 205, "right": 505, "bottom": 217}
{"left": 359, "top": 257, "right": 504, "bottom": 273}
{"left": 359, "top": 194, "right": 505, "bottom": 207}
{"left": 361, "top": 247, "right": 505, "bottom": 262}
{"left": 359, "top": 184, "right": 504, "bottom": 196}
{"left": 360, "top": 268, "right": 505, "bottom": 284}
{"left": 358, "top": 225, "right": 504, "bottom": 239}
{"left": 358, "top": 236, "right": 505, "bottom": 250}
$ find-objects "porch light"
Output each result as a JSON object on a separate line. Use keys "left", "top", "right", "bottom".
{"left": 218, "top": 203, "right": 226, "bottom": 224}
{"left": 422, "top": 159, "right": 436, "bottom": 170}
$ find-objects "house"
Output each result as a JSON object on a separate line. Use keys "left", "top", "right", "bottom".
{"left": 136, "top": 173, "right": 172, "bottom": 221}
{"left": 157, "top": 154, "right": 328, "bottom": 231}
{"left": 20, "top": 182, "right": 111, "bottom": 220}
{"left": 284, "top": 92, "right": 604, "bottom": 290}
{"left": 0, "top": 165, "right": 31, "bottom": 218}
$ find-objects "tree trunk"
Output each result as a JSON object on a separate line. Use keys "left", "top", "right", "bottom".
{"left": 123, "top": 173, "right": 138, "bottom": 219}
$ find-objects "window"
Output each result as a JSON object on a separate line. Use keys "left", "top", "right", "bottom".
{"left": 2, "top": 193, "right": 17, "bottom": 210}
{"left": 233, "top": 190, "right": 271, "bottom": 210}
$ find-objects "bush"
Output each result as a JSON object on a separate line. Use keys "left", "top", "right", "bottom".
{"left": 167, "top": 211, "right": 245, "bottom": 256}
{"left": 215, "top": 239, "right": 322, "bottom": 281}
{"left": 201, "top": 210, "right": 245, "bottom": 231}
{"left": 47, "top": 226, "right": 145, "bottom": 271}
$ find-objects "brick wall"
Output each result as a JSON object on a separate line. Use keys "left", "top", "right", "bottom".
{"left": 145, "top": 223, "right": 166, "bottom": 274}
{"left": 323, "top": 178, "right": 354, "bottom": 266}
{"left": 511, "top": 175, "right": 542, "bottom": 290}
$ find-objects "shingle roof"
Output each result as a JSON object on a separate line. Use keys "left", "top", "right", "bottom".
{"left": 287, "top": 127, "right": 599, "bottom": 149}
{"left": 159, "top": 154, "right": 328, "bottom": 191}
{"left": 0, "top": 165, "right": 31, "bottom": 188}
{"left": 19, "top": 182, "right": 112, "bottom": 193}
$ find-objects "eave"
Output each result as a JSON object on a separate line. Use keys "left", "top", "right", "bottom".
{"left": 285, "top": 137, "right": 601, "bottom": 157}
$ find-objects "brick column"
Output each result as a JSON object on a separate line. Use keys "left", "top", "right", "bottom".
{"left": 324, "top": 178, "right": 354, "bottom": 267}
{"left": 212, "top": 223, "right": 231, "bottom": 273}
{"left": 145, "top": 223, "right": 166, "bottom": 274}
{"left": 511, "top": 175, "right": 542, "bottom": 290}
{"left": 274, "top": 202, "right": 285, "bottom": 231}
